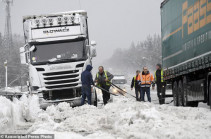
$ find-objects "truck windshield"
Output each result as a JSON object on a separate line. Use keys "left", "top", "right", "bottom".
{"left": 30, "top": 39, "right": 87, "bottom": 64}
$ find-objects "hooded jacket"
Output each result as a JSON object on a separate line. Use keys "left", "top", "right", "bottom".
{"left": 81, "top": 65, "right": 94, "bottom": 86}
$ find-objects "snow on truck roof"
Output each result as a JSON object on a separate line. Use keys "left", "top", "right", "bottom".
{"left": 23, "top": 10, "right": 87, "bottom": 21}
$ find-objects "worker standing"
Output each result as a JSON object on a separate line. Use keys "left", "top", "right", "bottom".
{"left": 95, "top": 66, "right": 114, "bottom": 105}
{"left": 140, "top": 66, "right": 155, "bottom": 102}
{"left": 131, "top": 70, "right": 141, "bottom": 101}
{"left": 154, "top": 63, "right": 166, "bottom": 105}
{"left": 81, "top": 65, "right": 94, "bottom": 105}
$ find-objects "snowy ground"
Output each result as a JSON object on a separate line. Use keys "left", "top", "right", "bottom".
{"left": 0, "top": 86, "right": 211, "bottom": 139}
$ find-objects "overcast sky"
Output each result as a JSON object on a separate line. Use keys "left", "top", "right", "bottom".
{"left": 0, "top": 0, "right": 163, "bottom": 64}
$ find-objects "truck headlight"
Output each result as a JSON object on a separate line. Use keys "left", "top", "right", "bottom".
{"left": 35, "top": 19, "right": 40, "bottom": 26}
{"left": 57, "top": 17, "right": 63, "bottom": 24}
{"left": 63, "top": 16, "right": 68, "bottom": 24}
{"left": 70, "top": 16, "right": 75, "bottom": 23}
{"left": 42, "top": 18, "right": 47, "bottom": 25}
{"left": 48, "top": 18, "right": 54, "bottom": 25}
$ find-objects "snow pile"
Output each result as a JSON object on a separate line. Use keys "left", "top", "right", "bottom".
{"left": 0, "top": 95, "right": 42, "bottom": 133}
{"left": 0, "top": 96, "right": 13, "bottom": 132}
{"left": 0, "top": 93, "right": 211, "bottom": 139}
{"left": 27, "top": 96, "right": 211, "bottom": 139}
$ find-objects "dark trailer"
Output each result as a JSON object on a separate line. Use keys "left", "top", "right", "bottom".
{"left": 161, "top": 0, "right": 211, "bottom": 108}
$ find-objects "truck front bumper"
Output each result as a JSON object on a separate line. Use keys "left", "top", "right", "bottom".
{"left": 39, "top": 97, "right": 82, "bottom": 109}
{"left": 39, "top": 92, "right": 96, "bottom": 109}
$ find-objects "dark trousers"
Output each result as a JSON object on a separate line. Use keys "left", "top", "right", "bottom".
{"left": 101, "top": 85, "right": 110, "bottom": 105}
{"left": 135, "top": 88, "right": 140, "bottom": 101}
{"left": 157, "top": 83, "right": 166, "bottom": 105}
{"left": 81, "top": 85, "right": 92, "bottom": 105}
{"left": 141, "top": 87, "right": 151, "bottom": 102}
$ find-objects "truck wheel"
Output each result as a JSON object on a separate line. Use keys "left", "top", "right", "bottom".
{"left": 178, "top": 80, "right": 184, "bottom": 106}
{"left": 94, "top": 91, "right": 98, "bottom": 107}
{"left": 173, "top": 81, "right": 178, "bottom": 106}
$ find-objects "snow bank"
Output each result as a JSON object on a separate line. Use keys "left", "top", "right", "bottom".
{"left": 28, "top": 96, "right": 211, "bottom": 139}
{"left": 0, "top": 95, "right": 42, "bottom": 133}
{"left": 0, "top": 93, "right": 211, "bottom": 139}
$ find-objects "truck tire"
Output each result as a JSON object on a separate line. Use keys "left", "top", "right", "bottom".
{"left": 178, "top": 80, "right": 183, "bottom": 106}
{"left": 173, "top": 81, "right": 178, "bottom": 106}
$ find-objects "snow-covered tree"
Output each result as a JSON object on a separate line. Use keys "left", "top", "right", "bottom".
{"left": 104, "top": 34, "right": 161, "bottom": 74}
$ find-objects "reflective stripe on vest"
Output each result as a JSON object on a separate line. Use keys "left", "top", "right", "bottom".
{"left": 154, "top": 69, "right": 164, "bottom": 82}
{"left": 134, "top": 76, "right": 136, "bottom": 87}
{"left": 141, "top": 74, "right": 152, "bottom": 85}
{"left": 96, "top": 71, "right": 110, "bottom": 86}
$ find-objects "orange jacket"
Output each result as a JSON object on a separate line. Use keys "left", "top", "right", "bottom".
{"left": 136, "top": 74, "right": 141, "bottom": 81}
{"left": 140, "top": 71, "right": 154, "bottom": 87}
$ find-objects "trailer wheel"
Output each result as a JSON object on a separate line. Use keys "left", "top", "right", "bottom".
{"left": 173, "top": 81, "right": 178, "bottom": 106}
{"left": 178, "top": 80, "right": 183, "bottom": 106}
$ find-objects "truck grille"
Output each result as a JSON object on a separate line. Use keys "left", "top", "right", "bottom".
{"left": 43, "top": 70, "right": 79, "bottom": 76}
{"left": 46, "top": 83, "right": 78, "bottom": 89}
{"left": 43, "top": 70, "right": 80, "bottom": 89}
{"left": 44, "top": 75, "right": 79, "bottom": 80}
{"left": 45, "top": 79, "right": 79, "bottom": 85}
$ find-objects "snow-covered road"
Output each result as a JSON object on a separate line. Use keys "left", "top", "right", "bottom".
{"left": 0, "top": 87, "right": 211, "bottom": 139}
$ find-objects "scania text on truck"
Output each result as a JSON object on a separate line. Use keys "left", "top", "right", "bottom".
{"left": 20, "top": 10, "right": 97, "bottom": 108}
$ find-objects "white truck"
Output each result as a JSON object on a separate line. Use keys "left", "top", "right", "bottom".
{"left": 20, "top": 10, "right": 97, "bottom": 108}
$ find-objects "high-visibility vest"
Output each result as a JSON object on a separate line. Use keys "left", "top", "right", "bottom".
{"left": 140, "top": 73, "right": 154, "bottom": 85}
{"left": 96, "top": 71, "right": 111, "bottom": 86}
{"left": 134, "top": 74, "right": 141, "bottom": 87}
{"left": 154, "top": 69, "right": 164, "bottom": 82}
{"left": 133, "top": 76, "right": 136, "bottom": 87}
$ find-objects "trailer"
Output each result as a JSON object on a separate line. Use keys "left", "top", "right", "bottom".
{"left": 161, "top": 0, "right": 211, "bottom": 108}
{"left": 20, "top": 10, "right": 97, "bottom": 108}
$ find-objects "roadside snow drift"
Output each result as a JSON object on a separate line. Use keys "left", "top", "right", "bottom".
{"left": 0, "top": 95, "right": 41, "bottom": 133}
{"left": 0, "top": 95, "right": 211, "bottom": 139}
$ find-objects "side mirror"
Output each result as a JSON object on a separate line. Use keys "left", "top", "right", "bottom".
{"left": 90, "top": 41, "right": 97, "bottom": 46}
{"left": 20, "top": 47, "right": 27, "bottom": 64}
{"left": 90, "top": 46, "right": 97, "bottom": 58}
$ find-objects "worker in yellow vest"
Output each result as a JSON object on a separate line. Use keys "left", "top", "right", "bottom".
{"left": 95, "top": 66, "right": 114, "bottom": 105}
{"left": 154, "top": 63, "right": 166, "bottom": 105}
{"left": 131, "top": 70, "right": 141, "bottom": 101}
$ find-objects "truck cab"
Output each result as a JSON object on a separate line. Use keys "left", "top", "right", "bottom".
{"left": 20, "top": 10, "right": 97, "bottom": 108}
